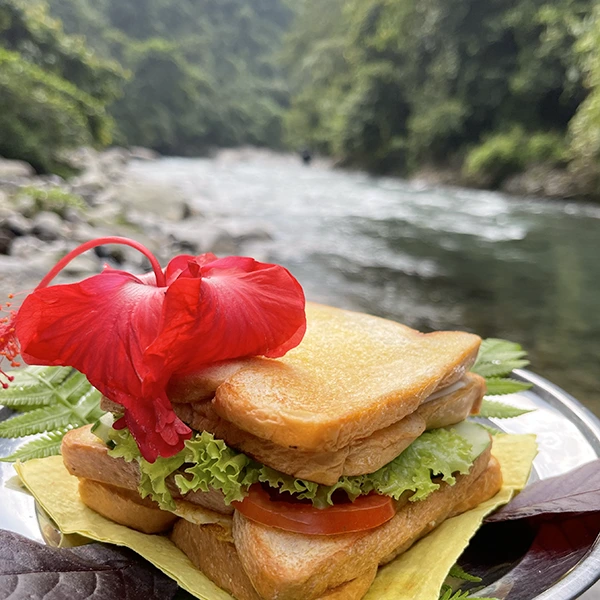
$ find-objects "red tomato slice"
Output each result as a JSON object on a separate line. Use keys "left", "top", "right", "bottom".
{"left": 232, "top": 485, "right": 396, "bottom": 535}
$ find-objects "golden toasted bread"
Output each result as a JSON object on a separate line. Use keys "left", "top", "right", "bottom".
{"left": 209, "top": 303, "right": 480, "bottom": 452}
{"left": 78, "top": 478, "right": 177, "bottom": 534}
{"left": 172, "top": 372, "right": 485, "bottom": 485}
{"left": 171, "top": 521, "right": 378, "bottom": 600}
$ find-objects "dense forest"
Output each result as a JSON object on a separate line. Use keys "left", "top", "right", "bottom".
{"left": 1, "top": 0, "right": 600, "bottom": 197}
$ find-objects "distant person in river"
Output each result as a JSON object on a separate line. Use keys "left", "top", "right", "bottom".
{"left": 300, "top": 148, "right": 312, "bottom": 165}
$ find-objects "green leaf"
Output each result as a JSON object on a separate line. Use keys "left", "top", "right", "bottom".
{"left": 484, "top": 377, "right": 532, "bottom": 396}
{"left": 9, "top": 366, "right": 73, "bottom": 390}
{"left": 449, "top": 565, "right": 482, "bottom": 583}
{"left": 479, "top": 399, "right": 533, "bottom": 419}
{"left": 0, "top": 366, "right": 103, "bottom": 462}
{"left": 0, "top": 405, "right": 83, "bottom": 438}
{"left": 472, "top": 338, "right": 530, "bottom": 379}
{"left": 0, "top": 431, "right": 67, "bottom": 462}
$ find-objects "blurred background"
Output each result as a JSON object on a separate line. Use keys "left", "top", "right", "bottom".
{"left": 0, "top": 0, "right": 599, "bottom": 420}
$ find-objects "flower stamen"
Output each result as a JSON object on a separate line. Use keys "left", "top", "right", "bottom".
{"left": 0, "top": 302, "right": 19, "bottom": 388}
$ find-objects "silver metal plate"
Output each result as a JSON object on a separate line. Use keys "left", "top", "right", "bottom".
{"left": 1, "top": 370, "right": 600, "bottom": 599}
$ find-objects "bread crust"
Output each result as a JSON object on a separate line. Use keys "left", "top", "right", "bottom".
{"left": 68, "top": 427, "right": 501, "bottom": 600}
{"left": 171, "top": 520, "right": 379, "bottom": 600}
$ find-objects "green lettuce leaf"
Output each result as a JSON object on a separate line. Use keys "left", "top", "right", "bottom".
{"left": 106, "top": 423, "right": 488, "bottom": 510}
{"left": 175, "top": 432, "right": 260, "bottom": 504}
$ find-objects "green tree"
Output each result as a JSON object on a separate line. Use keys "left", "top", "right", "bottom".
{"left": 283, "top": 0, "right": 594, "bottom": 182}
{"left": 568, "top": 5, "right": 600, "bottom": 192}
{"left": 109, "top": 39, "right": 218, "bottom": 154}
{"left": 46, "top": 0, "right": 294, "bottom": 151}
{"left": 0, "top": 0, "right": 122, "bottom": 173}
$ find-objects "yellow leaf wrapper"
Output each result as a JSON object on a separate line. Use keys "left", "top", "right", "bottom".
{"left": 15, "top": 433, "right": 537, "bottom": 600}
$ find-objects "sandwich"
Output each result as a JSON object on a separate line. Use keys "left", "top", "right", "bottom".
{"left": 1, "top": 238, "right": 504, "bottom": 600}
{"left": 60, "top": 302, "right": 502, "bottom": 600}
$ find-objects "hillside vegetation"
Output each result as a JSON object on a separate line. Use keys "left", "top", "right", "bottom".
{"left": 1, "top": 0, "right": 600, "bottom": 197}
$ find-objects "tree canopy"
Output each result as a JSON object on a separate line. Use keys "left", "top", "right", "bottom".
{"left": 0, "top": 0, "right": 122, "bottom": 173}
{"left": 283, "top": 0, "right": 596, "bottom": 182}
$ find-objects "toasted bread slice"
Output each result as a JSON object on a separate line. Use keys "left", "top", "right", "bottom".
{"left": 232, "top": 446, "right": 501, "bottom": 600}
{"left": 172, "top": 373, "right": 485, "bottom": 485}
{"left": 210, "top": 303, "right": 480, "bottom": 452}
{"left": 171, "top": 520, "right": 378, "bottom": 600}
{"left": 78, "top": 478, "right": 178, "bottom": 534}
{"left": 61, "top": 426, "right": 233, "bottom": 514}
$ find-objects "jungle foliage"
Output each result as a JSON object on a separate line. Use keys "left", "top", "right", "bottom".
{"left": 0, "top": 0, "right": 122, "bottom": 173}
{"left": 283, "top": 0, "right": 600, "bottom": 189}
{"left": 2, "top": 0, "right": 600, "bottom": 191}
{"left": 45, "top": 0, "right": 293, "bottom": 154}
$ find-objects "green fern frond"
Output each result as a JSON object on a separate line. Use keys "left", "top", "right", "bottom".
{"left": 9, "top": 366, "right": 73, "bottom": 389}
{"left": 58, "top": 371, "right": 96, "bottom": 403}
{"left": 448, "top": 565, "right": 482, "bottom": 583}
{"left": 474, "top": 360, "right": 530, "bottom": 378}
{"left": 0, "top": 405, "right": 83, "bottom": 438}
{"left": 479, "top": 399, "right": 533, "bottom": 419}
{"left": 0, "top": 366, "right": 105, "bottom": 461}
{"left": 0, "top": 387, "right": 54, "bottom": 409}
{"left": 484, "top": 377, "right": 532, "bottom": 396}
{"left": 473, "top": 339, "right": 530, "bottom": 379}
{"left": 0, "top": 431, "right": 67, "bottom": 462}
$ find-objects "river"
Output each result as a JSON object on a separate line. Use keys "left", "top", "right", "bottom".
{"left": 125, "top": 152, "right": 600, "bottom": 415}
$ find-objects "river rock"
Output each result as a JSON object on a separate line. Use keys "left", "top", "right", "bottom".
{"left": 0, "top": 158, "right": 35, "bottom": 178}
{"left": 164, "top": 220, "right": 238, "bottom": 255}
{"left": 0, "top": 229, "right": 14, "bottom": 255}
{"left": 129, "top": 147, "right": 160, "bottom": 161}
{"left": 11, "top": 236, "right": 56, "bottom": 260}
{"left": 61, "top": 252, "right": 100, "bottom": 276}
{"left": 2, "top": 213, "right": 32, "bottom": 237}
{"left": 32, "top": 211, "right": 65, "bottom": 242}
{"left": 219, "top": 220, "right": 274, "bottom": 244}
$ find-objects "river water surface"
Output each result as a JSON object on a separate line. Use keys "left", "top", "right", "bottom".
{"left": 127, "top": 153, "right": 600, "bottom": 415}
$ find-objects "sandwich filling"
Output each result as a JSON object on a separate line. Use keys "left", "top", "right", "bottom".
{"left": 97, "top": 415, "right": 491, "bottom": 514}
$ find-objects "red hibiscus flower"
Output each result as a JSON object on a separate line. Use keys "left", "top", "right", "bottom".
{"left": 0, "top": 237, "right": 306, "bottom": 461}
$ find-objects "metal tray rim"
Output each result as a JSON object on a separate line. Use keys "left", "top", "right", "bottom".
{"left": 512, "top": 369, "right": 600, "bottom": 600}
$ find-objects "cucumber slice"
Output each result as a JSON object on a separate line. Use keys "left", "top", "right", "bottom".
{"left": 90, "top": 412, "right": 115, "bottom": 445}
{"left": 448, "top": 421, "right": 491, "bottom": 461}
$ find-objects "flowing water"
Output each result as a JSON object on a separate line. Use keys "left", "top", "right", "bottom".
{"left": 126, "top": 152, "right": 600, "bottom": 415}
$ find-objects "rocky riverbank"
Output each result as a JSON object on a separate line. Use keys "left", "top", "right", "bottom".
{"left": 0, "top": 147, "right": 276, "bottom": 295}
{"left": 411, "top": 162, "right": 598, "bottom": 201}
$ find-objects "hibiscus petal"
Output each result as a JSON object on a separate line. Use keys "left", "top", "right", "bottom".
{"left": 15, "top": 269, "right": 162, "bottom": 398}
{"left": 114, "top": 390, "right": 191, "bottom": 462}
{"left": 143, "top": 255, "right": 306, "bottom": 385}
{"left": 164, "top": 253, "right": 217, "bottom": 284}
{"left": 14, "top": 268, "right": 192, "bottom": 460}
